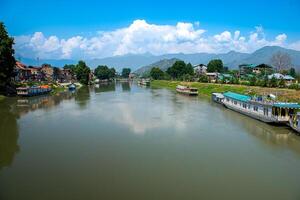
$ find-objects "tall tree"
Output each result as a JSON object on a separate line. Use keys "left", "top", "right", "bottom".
{"left": 94, "top": 65, "right": 114, "bottom": 80}
{"left": 75, "top": 61, "right": 90, "bottom": 85}
{"left": 166, "top": 60, "right": 188, "bottom": 79}
{"left": 53, "top": 67, "right": 60, "bottom": 81}
{"left": 121, "top": 68, "right": 131, "bottom": 78}
{"left": 288, "top": 67, "right": 296, "bottom": 78}
{"left": 150, "top": 67, "right": 164, "bottom": 80}
{"left": 0, "top": 22, "right": 16, "bottom": 92}
{"left": 270, "top": 51, "right": 292, "bottom": 72}
{"left": 207, "top": 59, "right": 224, "bottom": 73}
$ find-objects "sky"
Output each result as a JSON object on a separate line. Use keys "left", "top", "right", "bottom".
{"left": 1, "top": 0, "right": 300, "bottom": 60}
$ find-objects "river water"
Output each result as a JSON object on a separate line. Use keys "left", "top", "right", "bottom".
{"left": 0, "top": 82, "right": 300, "bottom": 200}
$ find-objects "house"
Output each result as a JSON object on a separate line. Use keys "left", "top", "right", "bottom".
{"left": 268, "top": 73, "right": 295, "bottom": 85}
{"left": 59, "top": 69, "right": 73, "bottom": 83}
{"left": 194, "top": 64, "right": 207, "bottom": 75}
{"left": 206, "top": 72, "right": 219, "bottom": 82}
{"left": 28, "top": 66, "right": 44, "bottom": 81}
{"left": 14, "top": 62, "right": 31, "bottom": 81}
{"left": 41, "top": 64, "right": 54, "bottom": 81}
{"left": 253, "top": 64, "right": 273, "bottom": 74}
{"left": 239, "top": 64, "right": 255, "bottom": 76}
{"left": 129, "top": 73, "right": 136, "bottom": 79}
{"left": 218, "top": 73, "right": 233, "bottom": 83}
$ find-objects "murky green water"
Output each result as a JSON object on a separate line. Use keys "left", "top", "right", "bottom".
{"left": 1, "top": 82, "right": 300, "bottom": 200}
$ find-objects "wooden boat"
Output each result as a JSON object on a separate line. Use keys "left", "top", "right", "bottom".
{"left": 17, "top": 85, "right": 52, "bottom": 97}
{"left": 212, "top": 93, "right": 224, "bottom": 104}
{"left": 138, "top": 79, "right": 150, "bottom": 86}
{"left": 176, "top": 85, "right": 198, "bottom": 95}
{"left": 289, "top": 113, "right": 300, "bottom": 134}
{"left": 222, "top": 91, "right": 300, "bottom": 124}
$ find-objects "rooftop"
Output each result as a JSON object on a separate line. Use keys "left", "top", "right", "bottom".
{"left": 223, "top": 92, "right": 251, "bottom": 102}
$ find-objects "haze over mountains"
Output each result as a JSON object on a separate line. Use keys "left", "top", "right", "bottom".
{"left": 18, "top": 46, "right": 300, "bottom": 72}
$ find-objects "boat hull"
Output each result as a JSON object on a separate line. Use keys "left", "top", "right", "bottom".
{"left": 223, "top": 102, "right": 277, "bottom": 123}
{"left": 289, "top": 120, "right": 300, "bottom": 134}
{"left": 176, "top": 89, "right": 198, "bottom": 96}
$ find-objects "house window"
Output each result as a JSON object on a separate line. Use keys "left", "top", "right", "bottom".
{"left": 234, "top": 101, "right": 237, "bottom": 105}
{"left": 253, "top": 106, "right": 258, "bottom": 111}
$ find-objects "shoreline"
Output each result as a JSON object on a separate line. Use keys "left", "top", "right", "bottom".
{"left": 151, "top": 80, "right": 300, "bottom": 103}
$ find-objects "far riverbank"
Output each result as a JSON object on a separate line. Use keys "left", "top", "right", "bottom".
{"left": 151, "top": 80, "right": 300, "bottom": 103}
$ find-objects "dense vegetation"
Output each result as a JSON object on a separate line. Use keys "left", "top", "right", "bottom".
{"left": 121, "top": 68, "right": 131, "bottom": 78}
{"left": 0, "top": 22, "right": 16, "bottom": 94}
{"left": 94, "top": 65, "right": 116, "bottom": 80}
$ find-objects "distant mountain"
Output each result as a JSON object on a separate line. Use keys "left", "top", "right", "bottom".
{"left": 18, "top": 46, "right": 300, "bottom": 72}
{"left": 134, "top": 58, "right": 180, "bottom": 75}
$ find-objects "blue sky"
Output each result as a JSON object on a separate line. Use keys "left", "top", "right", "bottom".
{"left": 1, "top": 0, "right": 300, "bottom": 59}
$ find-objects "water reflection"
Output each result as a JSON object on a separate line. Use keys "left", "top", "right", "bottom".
{"left": 0, "top": 102, "right": 19, "bottom": 170}
{"left": 74, "top": 87, "right": 91, "bottom": 109}
{"left": 121, "top": 82, "right": 131, "bottom": 92}
{"left": 94, "top": 83, "right": 116, "bottom": 93}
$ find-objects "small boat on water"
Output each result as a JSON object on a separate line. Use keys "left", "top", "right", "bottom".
{"left": 17, "top": 85, "right": 52, "bottom": 97}
{"left": 138, "top": 79, "right": 150, "bottom": 86}
{"left": 212, "top": 93, "right": 224, "bottom": 104}
{"left": 176, "top": 85, "right": 198, "bottom": 95}
{"left": 68, "top": 84, "right": 76, "bottom": 91}
{"left": 222, "top": 91, "right": 300, "bottom": 124}
{"left": 289, "top": 113, "right": 300, "bottom": 134}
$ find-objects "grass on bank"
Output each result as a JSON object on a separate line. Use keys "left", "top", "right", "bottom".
{"left": 0, "top": 95, "right": 5, "bottom": 102}
{"left": 151, "top": 80, "right": 300, "bottom": 103}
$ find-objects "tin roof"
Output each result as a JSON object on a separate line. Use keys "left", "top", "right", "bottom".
{"left": 223, "top": 92, "right": 251, "bottom": 102}
{"left": 273, "top": 103, "right": 300, "bottom": 109}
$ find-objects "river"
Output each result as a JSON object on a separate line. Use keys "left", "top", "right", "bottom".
{"left": 1, "top": 82, "right": 300, "bottom": 200}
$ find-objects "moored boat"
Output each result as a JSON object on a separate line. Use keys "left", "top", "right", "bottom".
{"left": 289, "top": 113, "right": 300, "bottom": 134}
{"left": 176, "top": 85, "right": 198, "bottom": 95}
{"left": 68, "top": 84, "right": 76, "bottom": 91}
{"left": 138, "top": 79, "right": 150, "bottom": 86}
{"left": 222, "top": 91, "right": 300, "bottom": 124}
{"left": 212, "top": 93, "right": 224, "bottom": 104}
{"left": 17, "top": 85, "right": 52, "bottom": 97}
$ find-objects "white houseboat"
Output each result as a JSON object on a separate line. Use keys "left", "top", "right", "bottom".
{"left": 138, "top": 79, "right": 150, "bottom": 86}
{"left": 176, "top": 85, "right": 198, "bottom": 96}
{"left": 17, "top": 86, "right": 52, "bottom": 97}
{"left": 212, "top": 93, "right": 224, "bottom": 104}
{"left": 222, "top": 92, "right": 300, "bottom": 124}
{"left": 290, "top": 113, "right": 300, "bottom": 133}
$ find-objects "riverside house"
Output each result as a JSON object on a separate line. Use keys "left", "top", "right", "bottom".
{"left": 14, "top": 62, "right": 32, "bottom": 81}
{"left": 268, "top": 73, "right": 296, "bottom": 85}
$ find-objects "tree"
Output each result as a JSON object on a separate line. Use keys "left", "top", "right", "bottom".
{"left": 109, "top": 68, "right": 116, "bottom": 79}
{"left": 289, "top": 67, "right": 296, "bottom": 78}
{"left": 95, "top": 65, "right": 111, "bottom": 80}
{"left": 207, "top": 59, "right": 224, "bottom": 73}
{"left": 271, "top": 51, "right": 292, "bottom": 72}
{"left": 249, "top": 76, "right": 257, "bottom": 86}
{"left": 269, "top": 76, "right": 278, "bottom": 87}
{"left": 121, "top": 68, "right": 131, "bottom": 78}
{"left": 198, "top": 74, "right": 209, "bottom": 83}
{"left": 278, "top": 78, "right": 285, "bottom": 88}
{"left": 167, "top": 60, "right": 194, "bottom": 79}
{"left": 150, "top": 67, "right": 164, "bottom": 80}
{"left": 53, "top": 67, "right": 60, "bottom": 81}
{"left": 0, "top": 22, "right": 16, "bottom": 92}
{"left": 74, "top": 61, "right": 90, "bottom": 85}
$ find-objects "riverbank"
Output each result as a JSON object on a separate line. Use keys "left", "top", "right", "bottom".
{"left": 0, "top": 95, "right": 5, "bottom": 102}
{"left": 151, "top": 80, "right": 300, "bottom": 103}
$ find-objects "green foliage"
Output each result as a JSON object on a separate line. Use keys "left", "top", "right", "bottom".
{"left": 288, "top": 83, "right": 300, "bottom": 90}
{"left": 53, "top": 67, "right": 60, "bottom": 80}
{"left": 207, "top": 59, "right": 224, "bottom": 73}
{"left": 95, "top": 65, "right": 115, "bottom": 80}
{"left": 278, "top": 78, "right": 285, "bottom": 88}
{"left": 288, "top": 67, "right": 296, "bottom": 78}
{"left": 74, "top": 61, "right": 91, "bottom": 85}
{"left": 249, "top": 76, "right": 257, "bottom": 86}
{"left": 166, "top": 61, "right": 194, "bottom": 79}
{"left": 121, "top": 68, "right": 131, "bottom": 78}
{"left": 0, "top": 22, "right": 16, "bottom": 91}
{"left": 198, "top": 75, "right": 209, "bottom": 83}
{"left": 269, "top": 76, "right": 278, "bottom": 87}
{"left": 150, "top": 67, "right": 164, "bottom": 80}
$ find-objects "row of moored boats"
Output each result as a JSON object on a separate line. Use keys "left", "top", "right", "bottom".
{"left": 175, "top": 84, "right": 300, "bottom": 134}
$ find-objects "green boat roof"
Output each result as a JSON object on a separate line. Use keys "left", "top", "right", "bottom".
{"left": 223, "top": 92, "right": 251, "bottom": 102}
{"left": 273, "top": 103, "right": 300, "bottom": 109}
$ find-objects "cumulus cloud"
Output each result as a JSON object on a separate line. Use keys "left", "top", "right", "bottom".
{"left": 13, "top": 19, "right": 300, "bottom": 60}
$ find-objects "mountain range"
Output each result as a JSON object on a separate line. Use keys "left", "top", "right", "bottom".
{"left": 18, "top": 46, "right": 300, "bottom": 72}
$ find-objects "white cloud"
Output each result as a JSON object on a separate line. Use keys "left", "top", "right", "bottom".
{"left": 13, "top": 19, "right": 300, "bottom": 60}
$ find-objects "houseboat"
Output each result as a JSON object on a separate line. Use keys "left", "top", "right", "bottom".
{"left": 212, "top": 93, "right": 224, "bottom": 104}
{"left": 138, "top": 79, "right": 150, "bottom": 86}
{"left": 176, "top": 85, "right": 198, "bottom": 96}
{"left": 222, "top": 91, "right": 300, "bottom": 124}
{"left": 289, "top": 113, "right": 300, "bottom": 133}
{"left": 17, "top": 85, "right": 52, "bottom": 97}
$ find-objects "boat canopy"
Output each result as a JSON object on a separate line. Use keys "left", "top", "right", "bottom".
{"left": 223, "top": 92, "right": 251, "bottom": 102}
{"left": 273, "top": 103, "right": 300, "bottom": 109}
